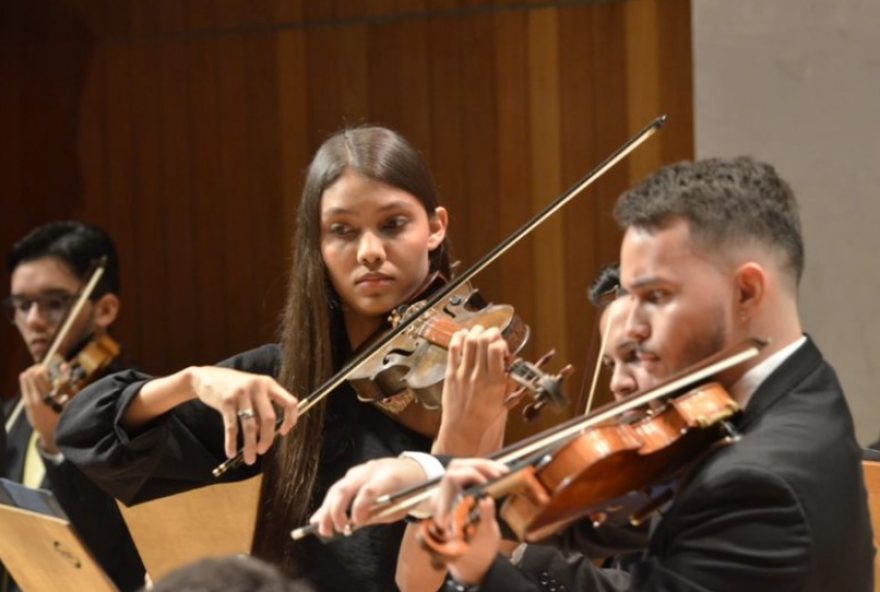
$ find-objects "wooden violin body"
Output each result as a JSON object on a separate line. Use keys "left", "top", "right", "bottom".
{"left": 44, "top": 334, "right": 120, "bottom": 412}
{"left": 418, "top": 381, "right": 746, "bottom": 563}
{"left": 348, "top": 280, "right": 570, "bottom": 420}
{"left": 349, "top": 282, "right": 529, "bottom": 409}
{"left": 501, "top": 382, "right": 740, "bottom": 541}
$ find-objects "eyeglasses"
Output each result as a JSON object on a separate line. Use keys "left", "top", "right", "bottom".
{"left": 2, "top": 291, "right": 77, "bottom": 325}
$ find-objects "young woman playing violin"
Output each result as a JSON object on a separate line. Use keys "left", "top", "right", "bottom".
{"left": 55, "top": 127, "right": 513, "bottom": 590}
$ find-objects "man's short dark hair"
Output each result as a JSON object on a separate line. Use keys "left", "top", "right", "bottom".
{"left": 614, "top": 157, "right": 804, "bottom": 286}
{"left": 588, "top": 263, "right": 621, "bottom": 309}
{"left": 6, "top": 221, "right": 119, "bottom": 297}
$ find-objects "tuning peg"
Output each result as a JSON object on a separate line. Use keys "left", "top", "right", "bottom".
{"left": 534, "top": 348, "right": 557, "bottom": 369}
{"left": 522, "top": 399, "right": 546, "bottom": 422}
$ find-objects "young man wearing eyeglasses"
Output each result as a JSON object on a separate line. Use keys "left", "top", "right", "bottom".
{"left": 2, "top": 221, "right": 144, "bottom": 591}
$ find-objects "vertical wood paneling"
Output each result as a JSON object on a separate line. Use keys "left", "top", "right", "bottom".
{"left": 305, "top": 27, "right": 349, "bottom": 145}
{"left": 425, "top": 17, "right": 465, "bottom": 241}
{"left": 591, "top": 2, "right": 631, "bottom": 267}
{"left": 624, "top": 0, "right": 663, "bottom": 184}
{"left": 129, "top": 41, "right": 169, "bottom": 370}
{"left": 159, "top": 38, "right": 198, "bottom": 369}
{"left": 243, "top": 34, "right": 287, "bottom": 340}
{"left": 458, "top": 14, "right": 500, "bottom": 295}
{"left": 369, "top": 23, "right": 402, "bottom": 128}
{"left": 188, "top": 38, "right": 230, "bottom": 363}
{"left": 558, "top": 5, "right": 602, "bottom": 417}
{"left": 334, "top": 25, "right": 370, "bottom": 123}
{"left": 393, "top": 19, "right": 432, "bottom": 152}
{"left": 275, "top": 29, "right": 309, "bottom": 245}
{"left": 527, "top": 8, "right": 566, "bottom": 366}
{"left": 493, "top": 10, "right": 535, "bottom": 359}
{"left": 1, "top": 0, "right": 694, "bottom": 436}
{"left": 657, "top": 0, "right": 694, "bottom": 164}
{"left": 0, "top": 13, "right": 24, "bottom": 233}
{"left": 217, "top": 33, "right": 257, "bottom": 353}
{"left": 103, "top": 42, "right": 142, "bottom": 359}
{"left": 0, "top": 6, "right": 28, "bottom": 387}
{"left": 78, "top": 49, "right": 108, "bottom": 225}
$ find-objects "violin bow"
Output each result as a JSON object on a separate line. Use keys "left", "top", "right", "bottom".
{"left": 41, "top": 257, "right": 107, "bottom": 367}
{"left": 579, "top": 300, "right": 618, "bottom": 416}
{"left": 215, "top": 115, "right": 668, "bottom": 478}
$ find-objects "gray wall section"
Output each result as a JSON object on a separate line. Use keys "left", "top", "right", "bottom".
{"left": 693, "top": 0, "right": 880, "bottom": 445}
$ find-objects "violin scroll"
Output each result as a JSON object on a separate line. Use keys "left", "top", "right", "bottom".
{"left": 417, "top": 495, "right": 481, "bottom": 569}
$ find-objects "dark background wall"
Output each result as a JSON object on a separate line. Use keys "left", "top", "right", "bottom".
{"left": 0, "top": 0, "right": 693, "bottom": 441}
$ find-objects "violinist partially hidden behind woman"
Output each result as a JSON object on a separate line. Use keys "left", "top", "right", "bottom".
{"left": 310, "top": 157, "right": 874, "bottom": 591}
{"left": 2, "top": 221, "right": 144, "bottom": 591}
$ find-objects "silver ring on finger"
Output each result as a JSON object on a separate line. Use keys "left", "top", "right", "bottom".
{"left": 237, "top": 408, "right": 256, "bottom": 421}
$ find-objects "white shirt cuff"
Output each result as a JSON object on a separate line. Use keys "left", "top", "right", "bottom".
{"left": 37, "top": 441, "right": 65, "bottom": 466}
{"left": 398, "top": 450, "right": 446, "bottom": 481}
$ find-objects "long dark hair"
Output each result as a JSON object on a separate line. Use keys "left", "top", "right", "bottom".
{"left": 252, "top": 126, "right": 452, "bottom": 572}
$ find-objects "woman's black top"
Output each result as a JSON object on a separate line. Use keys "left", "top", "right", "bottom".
{"left": 55, "top": 344, "right": 433, "bottom": 591}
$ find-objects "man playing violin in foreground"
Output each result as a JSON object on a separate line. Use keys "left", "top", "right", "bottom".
{"left": 312, "top": 157, "right": 874, "bottom": 591}
{"left": 2, "top": 221, "right": 144, "bottom": 591}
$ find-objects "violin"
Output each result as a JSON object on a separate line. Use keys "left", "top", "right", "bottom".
{"left": 215, "top": 115, "right": 668, "bottom": 478}
{"left": 416, "top": 343, "right": 764, "bottom": 564}
{"left": 38, "top": 257, "right": 120, "bottom": 413}
{"left": 349, "top": 273, "right": 571, "bottom": 419}
{"left": 288, "top": 337, "right": 764, "bottom": 542}
{"left": 43, "top": 333, "right": 120, "bottom": 413}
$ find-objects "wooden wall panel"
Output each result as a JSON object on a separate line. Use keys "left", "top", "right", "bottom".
{"left": 494, "top": 9, "right": 535, "bottom": 373}
{"left": 1, "top": 0, "right": 693, "bottom": 444}
{"left": 527, "top": 8, "right": 566, "bottom": 373}
{"left": 188, "top": 37, "right": 231, "bottom": 360}
{"left": 458, "top": 13, "right": 500, "bottom": 294}
{"left": 558, "top": 5, "right": 600, "bottom": 418}
{"left": 158, "top": 38, "right": 199, "bottom": 371}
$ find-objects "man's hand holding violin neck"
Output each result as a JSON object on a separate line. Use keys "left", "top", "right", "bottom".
{"left": 430, "top": 458, "right": 509, "bottom": 586}
{"left": 19, "top": 362, "right": 64, "bottom": 454}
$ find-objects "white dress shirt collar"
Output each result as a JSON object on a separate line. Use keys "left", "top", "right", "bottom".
{"left": 729, "top": 335, "right": 807, "bottom": 409}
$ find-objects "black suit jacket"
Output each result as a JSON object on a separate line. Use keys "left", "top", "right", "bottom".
{"left": 0, "top": 419, "right": 5, "bottom": 475}
{"left": 480, "top": 337, "right": 874, "bottom": 591}
{"left": 2, "top": 384, "right": 145, "bottom": 591}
